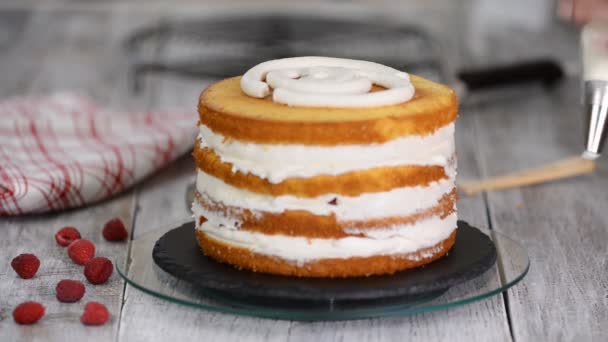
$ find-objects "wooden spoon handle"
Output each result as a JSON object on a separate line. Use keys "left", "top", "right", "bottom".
{"left": 459, "top": 156, "right": 596, "bottom": 196}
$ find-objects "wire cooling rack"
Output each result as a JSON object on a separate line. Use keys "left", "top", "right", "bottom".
{"left": 124, "top": 14, "right": 450, "bottom": 93}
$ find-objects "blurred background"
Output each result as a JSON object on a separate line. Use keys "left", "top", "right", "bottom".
{"left": 0, "top": 0, "right": 579, "bottom": 108}
{"left": 1, "top": 0, "right": 586, "bottom": 216}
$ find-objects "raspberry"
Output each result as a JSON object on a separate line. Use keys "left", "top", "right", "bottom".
{"left": 84, "top": 257, "right": 113, "bottom": 284}
{"left": 67, "top": 239, "right": 95, "bottom": 265}
{"left": 13, "top": 301, "right": 45, "bottom": 325}
{"left": 81, "top": 302, "right": 109, "bottom": 326}
{"left": 55, "top": 226, "right": 82, "bottom": 247}
{"left": 11, "top": 254, "right": 40, "bottom": 279}
{"left": 102, "top": 218, "right": 128, "bottom": 241}
{"left": 56, "top": 279, "right": 86, "bottom": 303}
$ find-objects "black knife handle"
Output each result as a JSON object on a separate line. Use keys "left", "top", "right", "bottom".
{"left": 457, "top": 59, "right": 564, "bottom": 92}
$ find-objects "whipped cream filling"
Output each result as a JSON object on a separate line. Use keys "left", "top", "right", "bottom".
{"left": 196, "top": 170, "right": 455, "bottom": 221}
{"left": 194, "top": 199, "right": 456, "bottom": 262}
{"left": 240, "top": 56, "right": 414, "bottom": 107}
{"left": 199, "top": 123, "right": 454, "bottom": 183}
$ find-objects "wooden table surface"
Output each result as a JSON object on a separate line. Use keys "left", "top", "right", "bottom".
{"left": 1, "top": 1, "right": 607, "bottom": 341}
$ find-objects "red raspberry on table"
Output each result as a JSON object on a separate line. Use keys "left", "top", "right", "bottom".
{"left": 13, "top": 301, "right": 45, "bottom": 325}
{"left": 102, "top": 218, "right": 128, "bottom": 242}
{"left": 11, "top": 254, "right": 40, "bottom": 279}
{"left": 67, "top": 239, "right": 95, "bottom": 265}
{"left": 55, "top": 226, "right": 82, "bottom": 247}
{"left": 84, "top": 257, "right": 113, "bottom": 284}
{"left": 81, "top": 302, "right": 109, "bottom": 326}
{"left": 56, "top": 279, "right": 86, "bottom": 303}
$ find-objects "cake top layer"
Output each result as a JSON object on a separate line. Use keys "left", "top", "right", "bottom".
{"left": 199, "top": 57, "right": 457, "bottom": 145}
{"left": 200, "top": 75, "right": 455, "bottom": 123}
{"left": 199, "top": 73, "right": 457, "bottom": 145}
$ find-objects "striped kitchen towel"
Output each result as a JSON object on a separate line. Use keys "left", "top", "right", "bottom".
{"left": 0, "top": 93, "right": 196, "bottom": 216}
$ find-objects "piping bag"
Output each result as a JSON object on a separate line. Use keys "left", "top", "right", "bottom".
{"left": 582, "top": 21, "right": 608, "bottom": 160}
{"left": 460, "top": 23, "right": 606, "bottom": 195}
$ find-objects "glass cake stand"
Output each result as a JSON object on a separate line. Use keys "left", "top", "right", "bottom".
{"left": 116, "top": 221, "right": 529, "bottom": 321}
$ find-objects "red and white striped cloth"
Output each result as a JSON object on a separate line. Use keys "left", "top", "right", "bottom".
{"left": 0, "top": 93, "right": 197, "bottom": 216}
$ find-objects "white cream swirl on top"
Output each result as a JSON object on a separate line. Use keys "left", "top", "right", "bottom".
{"left": 240, "top": 56, "right": 415, "bottom": 107}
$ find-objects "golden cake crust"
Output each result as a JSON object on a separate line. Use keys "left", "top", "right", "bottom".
{"left": 198, "top": 75, "right": 458, "bottom": 145}
{"left": 196, "top": 229, "right": 456, "bottom": 277}
{"left": 194, "top": 145, "right": 449, "bottom": 197}
{"left": 194, "top": 72, "right": 459, "bottom": 277}
{"left": 195, "top": 188, "right": 457, "bottom": 238}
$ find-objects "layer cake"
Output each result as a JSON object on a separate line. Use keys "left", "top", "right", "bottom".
{"left": 192, "top": 57, "right": 458, "bottom": 277}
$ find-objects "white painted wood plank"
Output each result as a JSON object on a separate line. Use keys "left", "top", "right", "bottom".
{"left": 0, "top": 9, "right": 140, "bottom": 342}
{"left": 463, "top": 15, "right": 608, "bottom": 338}
{"left": 473, "top": 76, "right": 608, "bottom": 341}
{"left": 0, "top": 195, "right": 135, "bottom": 342}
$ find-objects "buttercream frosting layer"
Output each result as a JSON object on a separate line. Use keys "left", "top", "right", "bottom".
{"left": 199, "top": 123, "right": 454, "bottom": 183}
{"left": 196, "top": 170, "right": 455, "bottom": 221}
{"left": 193, "top": 188, "right": 456, "bottom": 238}
{"left": 197, "top": 230, "right": 456, "bottom": 277}
{"left": 194, "top": 199, "right": 457, "bottom": 262}
{"left": 194, "top": 146, "right": 452, "bottom": 198}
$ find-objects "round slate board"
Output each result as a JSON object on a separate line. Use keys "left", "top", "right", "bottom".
{"left": 152, "top": 220, "right": 496, "bottom": 301}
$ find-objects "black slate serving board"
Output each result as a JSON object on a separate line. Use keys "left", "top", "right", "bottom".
{"left": 152, "top": 220, "right": 496, "bottom": 301}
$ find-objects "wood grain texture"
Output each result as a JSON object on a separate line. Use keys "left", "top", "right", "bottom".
{"left": 0, "top": 195, "right": 134, "bottom": 341}
{"left": 9, "top": 1, "right": 606, "bottom": 341}
{"left": 0, "top": 9, "right": 137, "bottom": 342}
{"left": 465, "top": 9, "right": 608, "bottom": 339}
{"left": 472, "top": 75, "right": 608, "bottom": 341}
{"left": 460, "top": 13, "right": 608, "bottom": 341}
